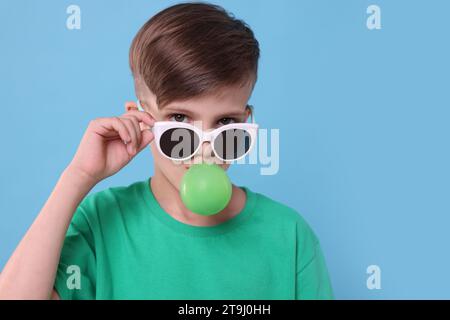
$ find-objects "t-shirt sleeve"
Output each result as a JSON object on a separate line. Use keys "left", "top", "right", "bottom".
{"left": 295, "top": 216, "right": 334, "bottom": 300}
{"left": 54, "top": 200, "right": 97, "bottom": 300}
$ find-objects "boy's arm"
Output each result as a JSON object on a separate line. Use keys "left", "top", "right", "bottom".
{"left": 50, "top": 289, "right": 60, "bottom": 300}
{"left": 0, "top": 110, "right": 154, "bottom": 300}
{"left": 0, "top": 166, "right": 96, "bottom": 299}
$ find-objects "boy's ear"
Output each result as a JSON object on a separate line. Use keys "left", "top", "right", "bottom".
{"left": 125, "top": 101, "right": 138, "bottom": 112}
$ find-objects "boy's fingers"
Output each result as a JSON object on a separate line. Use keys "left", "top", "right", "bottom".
{"left": 120, "top": 118, "right": 138, "bottom": 155}
{"left": 124, "top": 109, "right": 155, "bottom": 126}
{"left": 137, "top": 129, "right": 154, "bottom": 153}
{"left": 120, "top": 115, "right": 141, "bottom": 147}
{"left": 94, "top": 117, "right": 131, "bottom": 144}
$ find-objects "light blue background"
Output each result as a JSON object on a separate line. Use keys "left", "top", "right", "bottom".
{"left": 1, "top": 0, "right": 449, "bottom": 299}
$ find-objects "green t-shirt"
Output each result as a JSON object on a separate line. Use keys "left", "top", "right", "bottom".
{"left": 54, "top": 178, "right": 333, "bottom": 300}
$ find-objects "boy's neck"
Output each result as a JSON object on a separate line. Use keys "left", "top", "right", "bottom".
{"left": 150, "top": 170, "right": 246, "bottom": 227}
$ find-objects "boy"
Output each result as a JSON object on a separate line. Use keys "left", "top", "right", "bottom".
{"left": 0, "top": 2, "right": 333, "bottom": 299}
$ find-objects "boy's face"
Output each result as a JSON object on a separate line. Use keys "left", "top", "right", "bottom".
{"left": 133, "top": 78, "right": 253, "bottom": 191}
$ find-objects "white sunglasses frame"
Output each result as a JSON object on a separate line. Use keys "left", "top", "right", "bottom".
{"left": 136, "top": 101, "right": 258, "bottom": 162}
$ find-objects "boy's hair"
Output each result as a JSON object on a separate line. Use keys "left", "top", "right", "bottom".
{"left": 129, "top": 2, "right": 260, "bottom": 108}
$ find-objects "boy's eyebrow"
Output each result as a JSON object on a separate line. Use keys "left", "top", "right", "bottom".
{"left": 161, "top": 106, "right": 198, "bottom": 117}
{"left": 214, "top": 111, "right": 247, "bottom": 119}
{"left": 162, "top": 105, "right": 247, "bottom": 119}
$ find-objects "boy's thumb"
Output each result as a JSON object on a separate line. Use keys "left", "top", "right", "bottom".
{"left": 137, "top": 129, "right": 154, "bottom": 153}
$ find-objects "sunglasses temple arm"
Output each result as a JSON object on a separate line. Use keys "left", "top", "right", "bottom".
{"left": 136, "top": 100, "right": 150, "bottom": 114}
{"left": 247, "top": 104, "right": 255, "bottom": 123}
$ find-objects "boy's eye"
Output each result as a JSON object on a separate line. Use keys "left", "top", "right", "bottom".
{"left": 170, "top": 114, "right": 188, "bottom": 122}
{"left": 218, "top": 117, "right": 236, "bottom": 125}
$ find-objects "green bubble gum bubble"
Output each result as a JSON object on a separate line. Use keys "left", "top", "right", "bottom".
{"left": 180, "top": 164, "right": 232, "bottom": 216}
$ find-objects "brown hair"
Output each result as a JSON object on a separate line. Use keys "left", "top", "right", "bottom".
{"left": 129, "top": 2, "right": 260, "bottom": 108}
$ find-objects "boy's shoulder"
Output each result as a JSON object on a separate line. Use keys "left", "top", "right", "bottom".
{"left": 68, "top": 179, "right": 147, "bottom": 230}
{"left": 78, "top": 179, "right": 146, "bottom": 214}
{"left": 250, "top": 189, "right": 322, "bottom": 255}
{"left": 248, "top": 188, "right": 316, "bottom": 235}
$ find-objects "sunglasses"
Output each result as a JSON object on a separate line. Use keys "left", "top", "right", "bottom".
{"left": 137, "top": 101, "right": 258, "bottom": 162}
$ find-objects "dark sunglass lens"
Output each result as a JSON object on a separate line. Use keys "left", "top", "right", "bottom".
{"left": 159, "top": 128, "right": 199, "bottom": 160}
{"left": 214, "top": 129, "right": 251, "bottom": 160}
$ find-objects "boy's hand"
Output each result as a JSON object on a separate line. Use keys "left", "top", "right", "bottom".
{"left": 67, "top": 103, "right": 154, "bottom": 184}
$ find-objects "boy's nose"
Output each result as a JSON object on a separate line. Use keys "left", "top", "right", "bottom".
{"left": 194, "top": 141, "right": 217, "bottom": 164}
